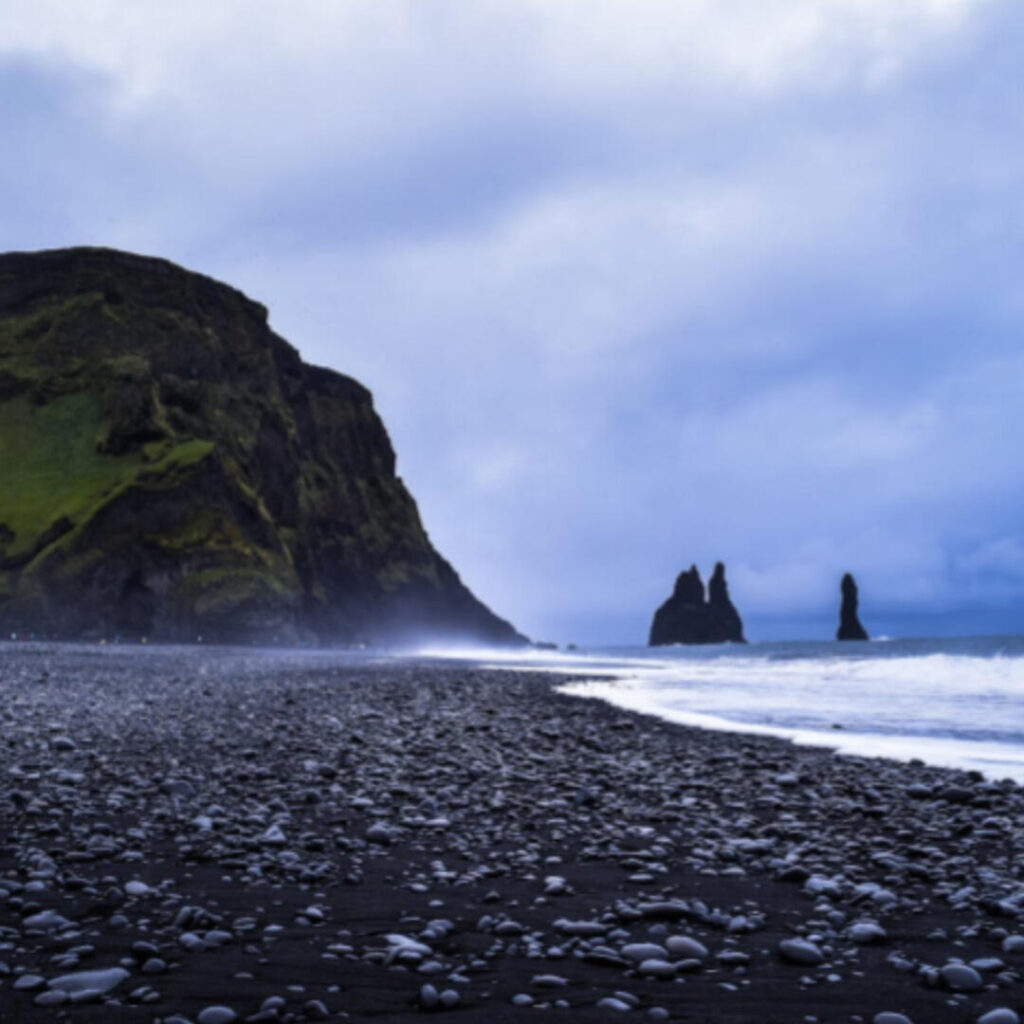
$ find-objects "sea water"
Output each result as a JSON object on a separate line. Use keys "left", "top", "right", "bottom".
{"left": 450, "top": 634, "right": 1024, "bottom": 783}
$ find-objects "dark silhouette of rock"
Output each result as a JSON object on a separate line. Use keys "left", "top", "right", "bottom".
{"left": 0, "top": 247, "right": 525, "bottom": 647}
{"left": 708, "top": 561, "right": 745, "bottom": 642}
{"left": 837, "top": 573, "right": 869, "bottom": 641}
{"left": 649, "top": 562, "right": 746, "bottom": 646}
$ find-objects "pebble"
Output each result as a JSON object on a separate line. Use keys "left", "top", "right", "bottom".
{"left": 977, "top": 1011, "right": 1020, "bottom": 1024}
{"left": 665, "top": 935, "right": 708, "bottom": 959}
{"left": 197, "top": 1007, "right": 238, "bottom": 1024}
{"left": 778, "top": 938, "right": 826, "bottom": 966}
{"left": 940, "top": 962, "right": 984, "bottom": 992}
{"left": 848, "top": 922, "right": 887, "bottom": 944}
{"left": 47, "top": 967, "right": 129, "bottom": 994}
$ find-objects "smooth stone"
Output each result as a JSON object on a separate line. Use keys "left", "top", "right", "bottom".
{"left": 1002, "top": 935, "right": 1024, "bottom": 953}
{"left": 665, "top": 936, "right": 708, "bottom": 959}
{"left": 940, "top": 963, "right": 984, "bottom": 992}
{"left": 597, "top": 998, "right": 634, "bottom": 1011}
{"left": 531, "top": 975, "right": 568, "bottom": 987}
{"left": 621, "top": 942, "right": 668, "bottom": 962}
{"left": 23, "top": 909, "right": 72, "bottom": 931}
{"left": 198, "top": 1007, "right": 238, "bottom": 1024}
{"left": 778, "top": 938, "right": 825, "bottom": 966}
{"left": 33, "top": 989, "right": 70, "bottom": 1006}
{"left": 637, "top": 958, "right": 677, "bottom": 978}
{"left": 48, "top": 967, "right": 129, "bottom": 994}
{"left": 14, "top": 974, "right": 46, "bottom": 990}
{"left": 977, "top": 1011, "right": 1020, "bottom": 1024}
{"left": 971, "top": 957, "right": 1005, "bottom": 972}
{"left": 848, "top": 922, "right": 887, "bottom": 944}
{"left": 874, "top": 1015, "right": 914, "bottom": 1024}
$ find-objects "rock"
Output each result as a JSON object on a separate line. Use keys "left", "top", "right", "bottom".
{"left": 197, "top": 1008, "right": 238, "bottom": 1024}
{"left": 22, "top": 909, "right": 72, "bottom": 931}
{"left": 873, "top": 1015, "right": 914, "bottom": 1024}
{"left": 0, "top": 246, "right": 525, "bottom": 648}
{"left": 620, "top": 943, "right": 668, "bottom": 962}
{"left": 14, "top": 974, "right": 46, "bottom": 990}
{"left": 940, "top": 962, "right": 984, "bottom": 992}
{"left": 848, "top": 921, "right": 887, "bottom": 944}
{"left": 977, "top": 1011, "right": 1020, "bottom": 1024}
{"left": 836, "top": 572, "right": 869, "bottom": 640}
{"left": 649, "top": 562, "right": 746, "bottom": 645}
{"left": 47, "top": 967, "right": 130, "bottom": 994}
{"left": 665, "top": 936, "right": 708, "bottom": 959}
{"left": 778, "top": 938, "right": 826, "bottom": 965}
{"left": 366, "top": 822, "right": 393, "bottom": 846}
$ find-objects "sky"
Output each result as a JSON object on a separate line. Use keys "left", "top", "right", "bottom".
{"left": 2, "top": 0, "right": 1023, "bottom": 644}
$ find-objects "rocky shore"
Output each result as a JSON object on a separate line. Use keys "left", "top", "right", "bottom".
{"left": 1, "top": 645, "right": 1023, "bottom": 1023}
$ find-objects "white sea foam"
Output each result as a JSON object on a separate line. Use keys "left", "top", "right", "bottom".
{"left": 416, "top": 637, "right": 1024, "bottom": 782}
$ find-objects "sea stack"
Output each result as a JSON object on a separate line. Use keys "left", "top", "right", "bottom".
{"left": 836, "top": 572, "right": 869, "bottom": 641}
{"left": 649, "top": 561, "right": 746, "bottom": 646}
{"left": 0, "top": 247, "right": 525, "bottom": 647}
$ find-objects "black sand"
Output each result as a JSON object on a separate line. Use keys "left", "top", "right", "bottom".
{"left": 0, "top": 644, "right": 1022, "bottom": 1024}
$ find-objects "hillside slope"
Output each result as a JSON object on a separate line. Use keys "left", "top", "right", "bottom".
{"left": 0, "top": 247, "right": 524, "bottom": 646}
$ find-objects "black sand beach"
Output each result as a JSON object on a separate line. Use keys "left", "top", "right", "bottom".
{"left": 0, "top": 645, "right": 1022, "bottom": 1024}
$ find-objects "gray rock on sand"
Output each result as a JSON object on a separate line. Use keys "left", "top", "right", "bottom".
{"left": 848, "top": 921, "right": 887, "bottom": 944}
{"left": 977, "top": 1010, "right": 1020, "bottom": 1024}
{"left": 665, "top": 935, "right": 708, "bottom": 959}
{"left": 47, "top": 967, "right": 129, "bottom": 994}
{"left": 940, "top": 962, "right": 984, "bottom": 992}
{"left": 197, "top": 1007, "right": 239, "bottom": 1024}
{"left": 874, "top": 1015, "right": 915, "bottom": 1024}
{"left": 621, "top": 942, "right": 668, "bottom": 962}
{"left": 778, "top": 938, "right": 825, "bottom": 965}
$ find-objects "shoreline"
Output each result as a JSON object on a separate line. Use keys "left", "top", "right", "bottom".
{"left": 0, "top": 644, "right": 1023, "bottom": 1022}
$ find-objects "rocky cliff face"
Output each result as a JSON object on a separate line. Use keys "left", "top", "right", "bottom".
{"left": 836, "top": 572, "right": 869, "bottom": 641}
{"left": 0, "top": 247, "right": 524, "bottom": 646}
{"left": 648, "top": 561, "right": 746, "bottom": 646}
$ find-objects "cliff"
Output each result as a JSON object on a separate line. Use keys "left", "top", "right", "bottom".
{"left": 836, "top": 572, "right": 869, "bottom": 641}
{"left": 648, "top": 562, "right": 746, "bottom": 646}
{"left": 0, "top": 247, "right": 524, "bottom": 646}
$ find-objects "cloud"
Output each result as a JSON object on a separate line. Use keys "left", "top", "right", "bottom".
{"left": 1, "top": 0, "right": 1022, "bottom": 643}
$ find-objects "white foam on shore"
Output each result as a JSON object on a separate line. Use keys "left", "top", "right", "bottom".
{"left": 414, "top": 643, "right": 1024, "bottom": 783}
{"left": 556, "top": 676, "right": 1024, "bottom": 783}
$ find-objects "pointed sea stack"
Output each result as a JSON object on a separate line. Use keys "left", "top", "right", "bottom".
{"left": 836, "top": 572, "right": 869, "bottom": 641}
{"left": 0, "top": 247, "right": 525, "bottom": 647}
{"left": 649, "top": 562, "right": 746, "bottom": 646}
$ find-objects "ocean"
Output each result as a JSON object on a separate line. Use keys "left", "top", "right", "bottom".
{"left": 438, "top": 634, "right": 1024, "bottom": 783}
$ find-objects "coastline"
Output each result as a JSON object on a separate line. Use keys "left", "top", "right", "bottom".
{"left": 1, "top": 644, "right": 1022, "bottom": 1023}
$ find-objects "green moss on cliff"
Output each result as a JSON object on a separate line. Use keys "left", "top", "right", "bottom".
{"left": 175, "top": 566, "right": 295, "bottom": 617}
{"left": 0, "top": 393, "right": 134, "bottom": 560}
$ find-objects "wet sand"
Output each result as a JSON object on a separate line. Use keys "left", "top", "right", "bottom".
{"left": 0, "top": 643, "right": 1022, "bottom": 1023}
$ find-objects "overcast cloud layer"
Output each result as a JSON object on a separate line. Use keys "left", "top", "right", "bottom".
{"left": 2, "top": 0, "right": 1022, "bottom": 643}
